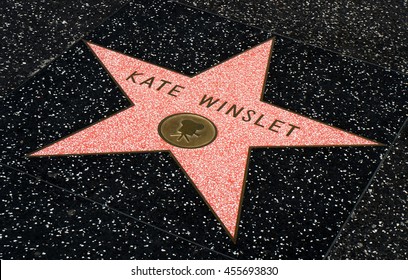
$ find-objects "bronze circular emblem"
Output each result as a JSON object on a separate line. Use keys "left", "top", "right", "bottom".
{"left": 158, "top": 113, "right": 217, "bottom": 149}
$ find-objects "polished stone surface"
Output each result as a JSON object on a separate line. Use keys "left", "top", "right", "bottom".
{"left": 177, "top": 0, "right": 408, "bottom": 74}
{"left": 328, "top": 121, "right": 408, "bottom": 259}
{"left": 0, "top": 166, "right": 228, "bottom": 259}
{"left": 0, "top": 0, "right": 128, "bottom": 96}
{"left": 1, "top": 0, "right": 407, "bottom": 259}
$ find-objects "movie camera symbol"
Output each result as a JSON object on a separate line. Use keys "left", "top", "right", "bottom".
{"left": 170, "top": 119, "right": 205, "bottom": 143}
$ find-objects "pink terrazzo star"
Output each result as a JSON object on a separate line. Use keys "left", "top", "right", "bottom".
{"left": 30, "top": 39, "right": 381, "bottom": 241}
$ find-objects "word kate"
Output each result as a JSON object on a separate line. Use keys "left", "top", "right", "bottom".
{"left": 126, "top": 70, "right": 185, "bottom": 96}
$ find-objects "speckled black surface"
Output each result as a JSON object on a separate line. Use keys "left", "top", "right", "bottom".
{"left": 328, "top": 121, "right": 408, "bottom": 259}
{"left": 0, "top": 0, "right": 128, "bottom": 96}
{"left": 1, "top": 0, "right": 407, "bottom": 259}
{"left": 177, "top": 0, "right": 408, "bottom": 74}
{"left": 0, "top": 166, "right": 228, "bottom": 259}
